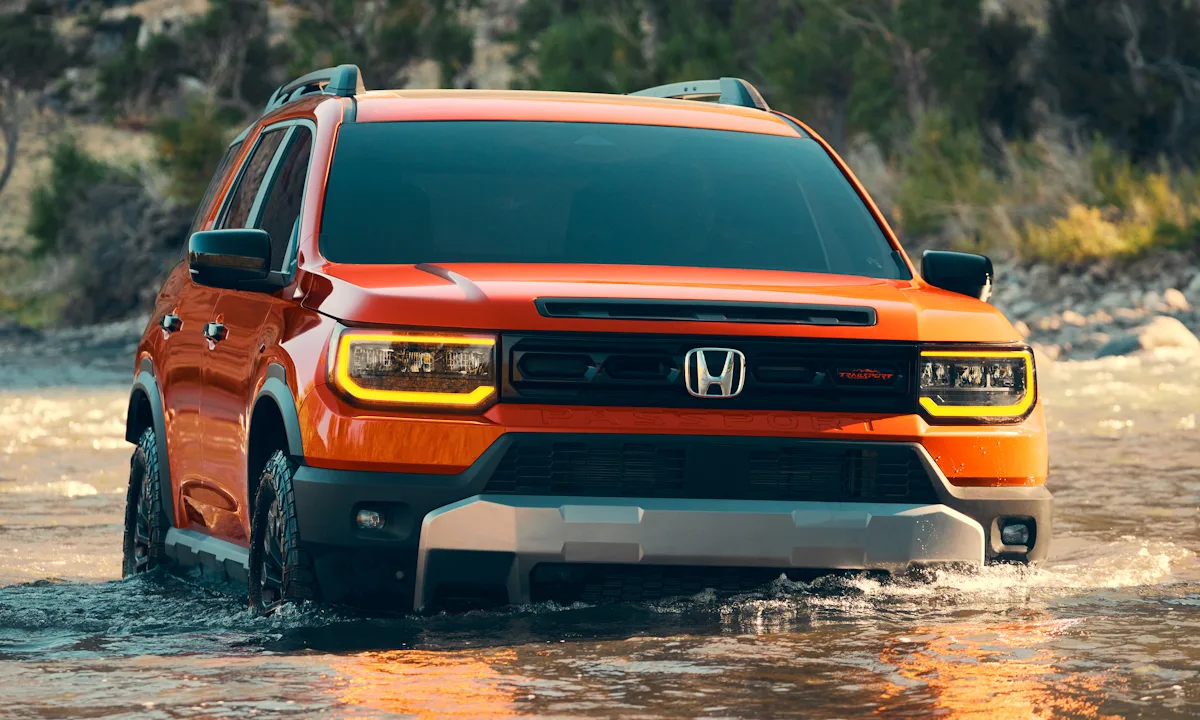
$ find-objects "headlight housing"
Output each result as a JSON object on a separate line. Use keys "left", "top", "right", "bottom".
{"left": 330, "top": 328, "right": 497, "bottom": 410}
{"left": 918, "top": 348, "right": 1035, "bottom": 422}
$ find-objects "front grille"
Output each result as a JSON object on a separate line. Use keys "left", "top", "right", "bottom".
{"left": 483, "top": 436, "right": 938, "bottom": 503}
{"left": 502, "top": 332, "right": 917, "bottom": 411}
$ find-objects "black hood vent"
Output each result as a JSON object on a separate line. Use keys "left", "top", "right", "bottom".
{"left": 535, "top": 298, "right": 877, "bottom": 326}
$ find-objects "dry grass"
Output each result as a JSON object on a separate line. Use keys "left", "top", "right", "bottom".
{"left": 0, "top": 112, "right": 155, "bottom": 253}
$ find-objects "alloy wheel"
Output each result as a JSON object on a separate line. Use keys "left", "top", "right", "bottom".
{"left": 130, "top": 474, "right": 155, "bottom": 574}
{"left": 258, "top": 493, "right": 286, "bottom": 612}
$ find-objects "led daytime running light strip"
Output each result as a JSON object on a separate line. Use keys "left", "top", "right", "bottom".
{"left": 333, "top": 332, "right": 496, "bottom": 407}
{"left": 918, "top": 349, "right": 1035, "bottom": 418}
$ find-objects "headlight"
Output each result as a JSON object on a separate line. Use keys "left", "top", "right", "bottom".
{"left": 918, "top": 349, "right": 1035, "bottom": 421}
{"left": 330, "top": 329, "right": 497, "bottom": 409}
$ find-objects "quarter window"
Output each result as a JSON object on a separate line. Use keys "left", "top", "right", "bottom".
{"left": 221, "top": 128, "right": 287, "bottom": 229}
{"left": 188, "top": 140, "right": 243, "bottom": 237}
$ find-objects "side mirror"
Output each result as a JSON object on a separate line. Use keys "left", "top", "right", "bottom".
{"left": 188, "top": 229, "right": 272, "bottom": 290}
{"left": 921, "top": 250, "right": 994, "bottom": 302}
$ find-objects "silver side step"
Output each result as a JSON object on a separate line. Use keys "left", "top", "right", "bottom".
{"left": 164, "top": 528, "right": 251, "bottom": 585}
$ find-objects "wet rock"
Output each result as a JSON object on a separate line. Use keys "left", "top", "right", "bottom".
{"left": 1114, "top": 307, "right": 1144, "bottom": 323}
{"left": 1095, "top": 334, "right": 1142, "bottom": 358}
{"left": 1032, "top": 343, "right": 1060, "bottom": 363}
{"left": 1097, "top": 290, "right": 1127, "bottom": 310}
{"left": 1184, "top": 273, "right": 1200, "bottom": 302}
{"left": 1013, "top": 320, "right": 1030, "bottom": 338}
{"left": 1007, "top": 299, "right": 1038, "bottom": 319}
{"left": 1164, "top": 288, "right": 1190, "bottom": 312}
{"left": 0, "top": 320, "right": 41, "bottom": 343}
{"left": 1095, "top": 316, "right": 1200, "bottom": 358}
{"left": 1027, "top": 265, "right": 1052, "bottom": 291}
{"left": 1061, "top": 309, "right": 1087, "bottom": 326}
{"left": 1089, "top": 309, "right": 1114, "bottom": 326}
{"left": 1036, "top": 314, "right": 1062, "bottom": 331}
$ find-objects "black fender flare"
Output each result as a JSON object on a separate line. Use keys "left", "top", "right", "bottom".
{"left": 252, "top": 363, "right": 305, "bottom": 459}
{"left": 125, "top": 357, "right": 175, "bottom": 527}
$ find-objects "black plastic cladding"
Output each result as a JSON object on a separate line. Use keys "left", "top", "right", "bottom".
{"left": 501, "top": 332, "right": 919, "bottom": 412}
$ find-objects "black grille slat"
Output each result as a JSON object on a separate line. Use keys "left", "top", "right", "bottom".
{"left": 484, "top": 438, "right": 938, "bottom": 504}
{"left": 505, "top": 333, "right": 916, "bottom": 412}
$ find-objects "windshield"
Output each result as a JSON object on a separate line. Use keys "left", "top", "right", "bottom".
{"left": 319, "top": 121, "right": 906, "bottom": 279}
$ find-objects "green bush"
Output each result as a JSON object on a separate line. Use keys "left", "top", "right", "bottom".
{"left": 27, "top": 138, "right": 124, "bottom": 257}
{"left": 509, "top": 0, "right": 652, "bottom": 93}
{"left": 1021, "top": 149, "right": 1200, "bottom": 262}
{"left": 893, "top": 113, "right": 1002, "bottom": 245}
{"left": 152, "top": 101, "right": 231, "bottom": 206}
{"left": 96, "top": 31, "right": 185, "bottom": 117}
{"left": 288, "top": 0, "right": 476, "bottom": 88}
{"left": 0, "top": 2, "right": 69, "bottom": 91}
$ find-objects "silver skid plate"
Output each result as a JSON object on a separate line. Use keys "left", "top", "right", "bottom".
{"left": 414, "top": 496, "right": 984, "bottom": 609}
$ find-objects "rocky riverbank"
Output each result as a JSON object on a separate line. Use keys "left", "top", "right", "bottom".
{"left": 992, "top": 252, "right": 1200, "bottom": 360}
{"left": 0, "top": 316, "right": 144, "bottom": 389}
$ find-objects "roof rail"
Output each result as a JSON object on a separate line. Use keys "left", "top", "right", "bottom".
{"left": 264, "top": 64, "right": 366, "bottom": 114}
{"left": 629, "top": 77, "right": 769, "bottom": 111}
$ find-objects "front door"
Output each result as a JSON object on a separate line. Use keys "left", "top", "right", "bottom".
{"left": 156, "top": 269, "right": 221, "bottom": 530}
{"left": 200, "top": 123, "right": 313, "bottom": 544}
{"left": 158, "top": 138, "right": 247, "bottom": 530}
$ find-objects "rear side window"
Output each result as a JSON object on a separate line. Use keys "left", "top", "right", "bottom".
{"left": 221, "top": 128, "right": 286, "bottom": 229}
{"left": 188, "top": 140, "right": 243, "bottom": 236}
{"left": 255, "top": 128, "right": 313, "bottom": 271}
{"left": 319, "top": 121, "right": 906, "bottom": 279}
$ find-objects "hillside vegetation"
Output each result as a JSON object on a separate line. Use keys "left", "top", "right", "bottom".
{"left": 2, "top": 0, "right": 1200, "bottom": 325}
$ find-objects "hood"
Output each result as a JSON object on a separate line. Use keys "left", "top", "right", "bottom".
{"left": 300, "top": 263, "right": 1020, "bottom": 343}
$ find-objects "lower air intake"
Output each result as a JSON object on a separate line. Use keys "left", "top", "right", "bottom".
{"left": 483, "top": 436, "right": 939, "bottom": 504}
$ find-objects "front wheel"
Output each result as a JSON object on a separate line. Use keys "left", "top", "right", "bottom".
{"left": 248, "top": 450, "right": 319, "bottom": 614}
{"left": 122, "top": 427, "right": 168, "bottom": 576}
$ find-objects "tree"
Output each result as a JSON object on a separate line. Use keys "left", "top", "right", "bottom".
{"left": 793, "top": 0, "right": 986, "bottom": 143}
{"left": 0, "top": 2, "right": 68, "bottom": 197}
{"left": 97, "top": 0, "right": 276, "bottom": 120}
{"left": 182, "top": 0, "right": 278, "bottom": 116}
{"left": 287, "top": 0, "right": 477, "bottom": 89}
{"left": 153, "top": 101, "right": 231, "bottom": 205}
{"left": 510, "top": 0, "right": 654, "bottom": 93}
{"left": 1045, "top": 0, "right": 1200, "bottom": 164}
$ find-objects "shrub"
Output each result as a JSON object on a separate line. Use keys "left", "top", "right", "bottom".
{"left": 152, "top": 101, "right": 231, "bottom": 206}
{"left": 892, "top": 113, "right": 1004, "bottom": 248}
{"left": 1020, "top": 147, "right": 1200, "bottom": 262}
{"left": 27, "top": 138, "right": 125, "bottom": 257}
{"left": 96, "top": 31, "right": 185, "bottom": 118}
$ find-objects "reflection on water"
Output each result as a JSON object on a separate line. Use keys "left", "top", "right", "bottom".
{"left": 0, "top": 350, "right": 1198, "bottom": 718}
{"left": 877, "top": 618, "right": 1118, "bottom": 719}
{"left": 331, "top": 650, "right": 522, "bottom": 719}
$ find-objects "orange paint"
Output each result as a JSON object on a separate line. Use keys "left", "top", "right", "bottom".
{"left": 132, "top": 86, "right": 1047, "bottom": 550}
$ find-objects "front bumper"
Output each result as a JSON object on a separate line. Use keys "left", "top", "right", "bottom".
{"left": 290, "top": 434, "right": 1052, "bottom": 609}
{"left": 416, "top": 496, "right": 984, "bottom": 610}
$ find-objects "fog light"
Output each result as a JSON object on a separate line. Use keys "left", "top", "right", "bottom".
{"left": 356, "top": 509, "right": 385, "bottom": 530}
{"left": 1001, "top": 522, "right": 1030, "bottom": 546}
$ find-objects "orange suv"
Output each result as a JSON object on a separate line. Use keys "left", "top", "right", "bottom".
{"left": 121, "top": 66, "right": 1050, "bottom": 612}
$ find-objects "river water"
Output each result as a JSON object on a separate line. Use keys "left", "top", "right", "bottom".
{"left": 0, "top": 352, "right": 1197, "bottom": 718}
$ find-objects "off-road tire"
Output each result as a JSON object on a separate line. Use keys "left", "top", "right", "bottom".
{"left": 122, "top": 427, "right": 169, "bottom": 576}
{"left": 248, "top": 450, "right": 319, "bottom": 614}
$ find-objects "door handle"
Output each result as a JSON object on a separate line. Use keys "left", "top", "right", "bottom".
{"left": 203, "top": 322, "right": 227, "bottom": 343}
{"left": 160, "top": 313, "right": 182, "bottom": 333}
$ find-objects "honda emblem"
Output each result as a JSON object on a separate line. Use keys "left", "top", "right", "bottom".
{"left": 684, "top": 348, "right": 746, "bottom": 398}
